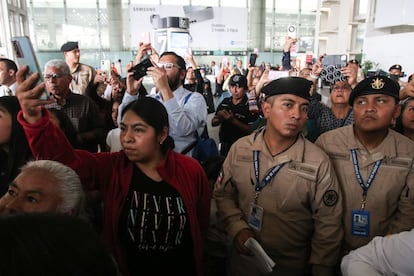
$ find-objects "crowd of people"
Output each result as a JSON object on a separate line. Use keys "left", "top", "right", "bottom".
{"left": 0, "top": 35, "right": 414, "bottom": 276}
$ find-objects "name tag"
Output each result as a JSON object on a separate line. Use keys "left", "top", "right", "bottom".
{"left": 351, "top": 210, "right": 370, "bottom": 237}
{"left": 248, "top": 203, "right": 264, "bottom": 231}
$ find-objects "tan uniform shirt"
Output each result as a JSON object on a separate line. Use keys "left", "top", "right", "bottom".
{"left": 316, "top": 125, "right": 414, "bottom": 251}
{"left": 70, "top": 63, "right": 95, "bottom": 95}
{"left": 214, "top": 129, "right": 343, "bottom": 275}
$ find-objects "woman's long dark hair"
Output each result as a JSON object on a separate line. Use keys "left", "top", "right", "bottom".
{"left": 0, "top": 96, "right": 33, "bottom": 195}
{"left": 121, "top": 97, "right": 174, "bottom": 153}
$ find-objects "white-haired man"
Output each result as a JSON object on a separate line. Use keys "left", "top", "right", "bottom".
{"left": 0, "top": 160, "right": 87, "bottom": 219}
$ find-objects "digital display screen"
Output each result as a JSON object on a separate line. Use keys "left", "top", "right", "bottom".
{"left": 170, "top": 32, "right": 189, "bottom": 49}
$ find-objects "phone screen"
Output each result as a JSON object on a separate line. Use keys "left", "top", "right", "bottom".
{"left": 11, "top": 36, "right": 49, "bottom": 99}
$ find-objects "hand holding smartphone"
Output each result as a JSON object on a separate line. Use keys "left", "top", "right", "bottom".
{"left": 128, "top": 58, "right": 153, "bottom": 80}
{"left": 320, "top": 54, "right": 348, "bottom": 84}
{"left": 11, "top": 36, "right": 49, "bottom": 100}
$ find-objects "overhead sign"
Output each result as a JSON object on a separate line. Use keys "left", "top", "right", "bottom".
{"left": 130, "top": 5, "right": 248, "bottom": 52}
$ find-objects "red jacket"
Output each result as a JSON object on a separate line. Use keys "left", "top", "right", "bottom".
{"left": 18, "top": 109, "right": 211, "bottom": 276}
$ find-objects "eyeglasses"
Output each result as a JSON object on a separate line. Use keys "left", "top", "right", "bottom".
{"left": 157, "top": 62, "right": 181, "bottom": 70}
{"left": 43, "top": 73, "right": 64, "bottom": 80}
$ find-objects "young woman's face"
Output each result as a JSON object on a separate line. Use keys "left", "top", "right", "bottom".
{"left": 0, "top": 106, "right": 12, "bottom": 147}
{"left": 120, "top": 110, "right": 165, "bottom": 163}
{"left": 402, "top": 101, "right": 414, "bottom": 133}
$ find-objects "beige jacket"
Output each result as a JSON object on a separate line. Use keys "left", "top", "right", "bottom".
{"left": 214, "top": 129, "right": 343, "bottom": 275}
{"left": 316, "top": 125, "right": 414, "bottom": 252}
{"left": 70, "top": 63, "right": 95, "bottom": 95}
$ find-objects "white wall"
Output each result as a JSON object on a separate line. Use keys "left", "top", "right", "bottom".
{"left": 363, "top": 32, "right": 413, "bottom": 80}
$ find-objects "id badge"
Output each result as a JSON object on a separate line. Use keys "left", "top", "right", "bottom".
{"left": 248, "top": 203, "right": 264, "bottom": 231}
{"left": 351, "top": 210, "right": 370, "bottom": 237}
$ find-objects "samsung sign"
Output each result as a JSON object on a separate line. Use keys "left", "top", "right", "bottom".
{"left": 130, "top": 5, "right": 248, "bottom": 52}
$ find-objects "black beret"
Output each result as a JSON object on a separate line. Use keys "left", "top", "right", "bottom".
{"left": 389, "top": 64, "right": 402, "bottom": 71}
{"left": 229, "top": 74, "right": 248, "bottom": 89}
{"left": 349, "top": 76, "right": 400, "bottom": 105}
{"left": 60, "top": 41, "right": 79, "bottom": 52}
{"left": 261, "top": 76, "right": 312, "bottom": 100}
{"left": 348, "top": 59, "right": 361, "bottom": 68}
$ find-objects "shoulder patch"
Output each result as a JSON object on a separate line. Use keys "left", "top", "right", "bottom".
{"left": 323, "top": 190, "right": 338, "bottom": 207}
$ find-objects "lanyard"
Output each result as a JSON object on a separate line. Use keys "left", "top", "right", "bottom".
{"left": 253, "top": 151, "right": 285, "bottom": 203}
{"left": 350, "top": 149, "right": 382, "bottom": 210}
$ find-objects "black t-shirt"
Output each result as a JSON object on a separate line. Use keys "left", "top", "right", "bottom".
{"left": 119, "top": 166, "right": 195, "bottom": 275}
{"left": 216, "top": 95, "right": 259, "bottom": 144}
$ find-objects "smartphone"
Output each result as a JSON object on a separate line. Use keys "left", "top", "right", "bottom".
{"left": 320, "top": 54, "right": 347, "bottom": 84}
{"left": 100, "top": 59, "right": 111, "bottom": 78}
{"left": 268, "top": 70, "right": 289, "bottom": 80}
{"left": 11, "top": 36, "right": 49, "bottom": 99}
{"left": 128, "top": 58, "right": 153, "bottom": 80}
{"left": 287, "top": 25, "right": 297, "bottom": 39}
{"left": 249, "top": 53, "right": 257, "bottom": 66}
{"left": 140, "top": 32, "right": 152, "bottom": 55}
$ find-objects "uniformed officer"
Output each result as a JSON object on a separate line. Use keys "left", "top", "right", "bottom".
{"left": 214, "top": 77, "right": 343, "bottom": 276}
{"left": 316, "top": 75, "right": 414, "bottom": 253}
{"left": 388, "top": 64, "right": 407, "bottom": 91}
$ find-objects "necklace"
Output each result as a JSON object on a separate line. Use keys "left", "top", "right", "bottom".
{"left": 264, "top": 135, "right": 296, "bottom": 157}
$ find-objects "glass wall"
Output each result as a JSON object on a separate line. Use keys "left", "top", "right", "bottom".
{"left": 25, "top": 0, "right": 317, "bottom": 68}
{"left": 265, "top": 0, "right": 317, "bottom": 52}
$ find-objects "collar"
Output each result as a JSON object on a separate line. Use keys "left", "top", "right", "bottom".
{"left": 155, "top": 85, "right": 187, "bottom": 102}
{"left": 251, "top": 128, "right": 305, "bottom": 164}
{"left": 71, "top": 63, "right": 81, "bottom": 74}
{"left": 343, "top": 125, "right": 397, "bottom": 165}
{"left": 8, "top": 82, "right": 17, "bottom": 92}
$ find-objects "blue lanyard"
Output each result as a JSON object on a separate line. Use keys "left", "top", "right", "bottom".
{"left": 253, "top": 151, "right": 285, "bottom": 202}
{"left": 350, "top": 149, "right": 381, "bottom": 209}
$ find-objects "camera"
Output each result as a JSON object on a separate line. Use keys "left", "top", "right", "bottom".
{"left": 128, "top": 58, "right": 153, "bottom": 80}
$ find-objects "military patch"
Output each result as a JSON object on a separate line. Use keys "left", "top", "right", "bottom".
{"left": 323, "top": 190, "right": 338, "bottom": 207}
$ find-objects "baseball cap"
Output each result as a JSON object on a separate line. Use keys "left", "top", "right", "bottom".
{"left": 229, "top": 74, "right": 248, "bottom": 89}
